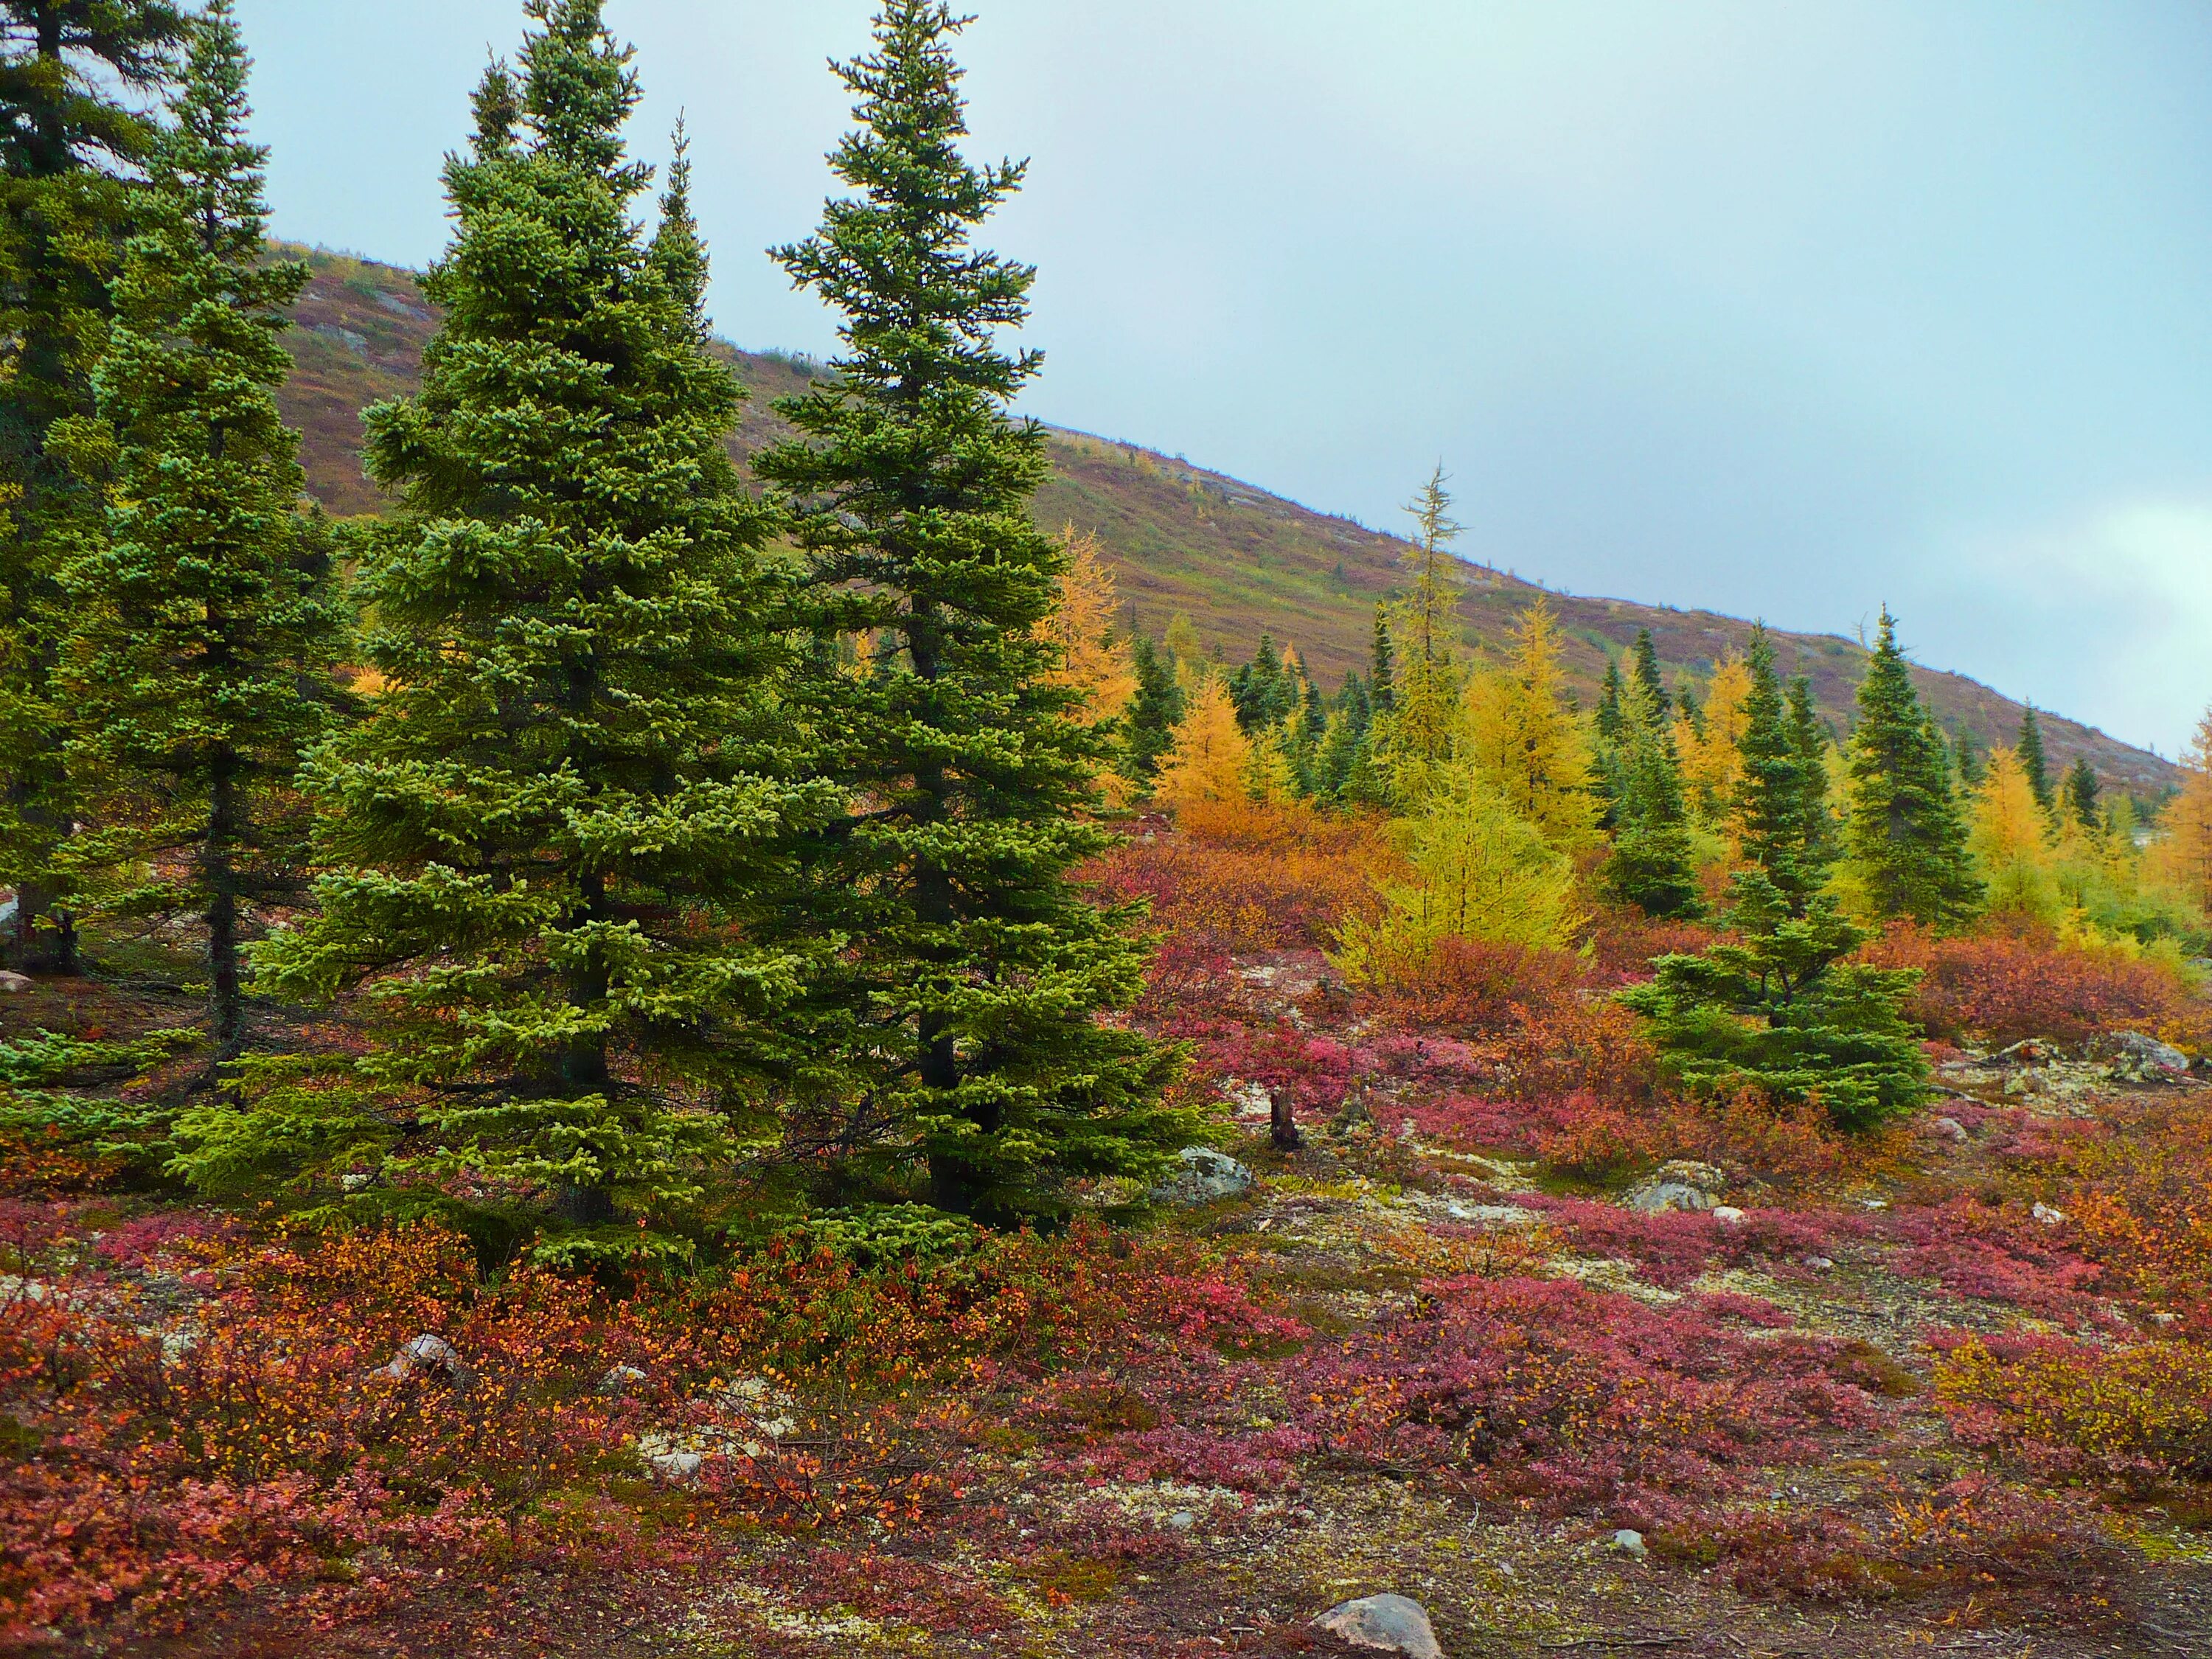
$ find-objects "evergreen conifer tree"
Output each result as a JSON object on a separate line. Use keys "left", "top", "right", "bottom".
{"left": 757, "top": 0, "right": 1182, "bottom": 1220}
{"left": 1123, "top": 633, "right": 1181, "bottom": 782}
{"left": 1785, "top": 674, "right": 1834, "bottom": 877}
{"left": 59, "top": 0, "right": 347, "bottom": 1057}
{"left": 1840, "top": 609, "right": 1981, "bottom": 926}
{"left": 250, "top": 1, "right": 835, "bottom": 1242}
{"left": 1601, "top": 673, "right": 1702, "bottom": 918}
{"left": 2017, "top": 704, "right": 2052, "bottom": 812}
{"left": 1368, "top": 604, "right": 1394, "bottom": 714}
{"left": 1631, "top": 627, "right": 1671, "bottom": 719}
{"left": 1733, "top": 627, "right": 1819, "bottom": 908}
{"left": 2063, "top": 757, "right": 2101, "bottom": 830}
{"left": 0, "top": 0, "right": 189, "bottom": 972}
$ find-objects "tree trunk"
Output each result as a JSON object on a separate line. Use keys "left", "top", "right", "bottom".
{"left": 1270, "top": 1085, "right": 1301, "bottom": 1152}
{"left": 206, "top": 748, "right": 243, "bottom": 1057}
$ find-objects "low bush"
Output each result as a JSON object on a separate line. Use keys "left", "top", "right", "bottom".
{"left": 1935, "top": 1331, "right": 2212, "bottom": 1483}
{"left": 1864, "top": 925, "right": 2208, "bottom": 1049}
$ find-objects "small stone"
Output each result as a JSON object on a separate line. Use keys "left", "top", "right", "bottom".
{"left": 2033, "top": 1202, "right": 2067, "bottom": 1225}
{"left": 1626, "top": 1180, "right": 1717, "bottom": 1214}
{"left": 376, "top": 1332, "right": 474, "bottom": 1386}
{"left": 1612, "top": 1528, "right": 1649, "bottom": 1560}
{"left": 1149, "top": 1147, "right": 1255, "bottom": 1206}
{"left": 1166, "top": 1509, "right": 1196, "bottom": 1531}
{"left": 596, "top": 1363, "right": 649, "bottom": 1396}
{"left": 0, "top": 970, "right": 31, "bottom": 993}
{"left": 1801, "top": 1256, "right": 1835, "bottom": 1271}
{"left": 1314, "top": 1593, "right": 1445, "bottom": 1659}
{"left": 1710, "top": 1206, "right": 1746, "bottom": 1226}
{"left": 1934, "top": 1116, "right": 1969, "bottom": 1141}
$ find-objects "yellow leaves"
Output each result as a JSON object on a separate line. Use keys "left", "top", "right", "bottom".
{"left": 2147, "top": 706, "right": 2212, "bottom": 922}
{"left": 1968, "top": 745, "right": 2060, "bottom": 923}
{"left": 1035, "top": 526, "right": 1135, "bottom": 728}
{"left": 1455, "top": 598, "right": 1598, "bottom": 853}
{"left": 1677, "top": 653, "right": 1751, "bottom": 827}
{"left": 1152, "top": 676, "right": 1252, "bottom": 822}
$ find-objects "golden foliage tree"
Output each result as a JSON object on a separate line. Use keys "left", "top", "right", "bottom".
{"left": 1335, "top": 766, "right": 1582, "bottom": 981}
{"left": 1968, "top": 746, "right": 2061, "bottom": 924}
{"left": 1037, "top": 526, "right": 1136, "bottom": 728}
{"left": 1676, "top": 654, "right": 1753, "bottom": 826}
{"left": 1372, "top": 467, "right": 1464, "bottom": 802}
{"left": 2150, "top": 706, "right": 2212, "bottom": 921}
{"left": 1153, "top": 675, "right": 1252, "bottom": 819}
{"left": 1458, "top": 598, "right": 1599, "bottom": 852}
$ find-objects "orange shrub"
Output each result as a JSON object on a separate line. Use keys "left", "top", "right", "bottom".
{"left": 1936, "top": 1332, "right": 2212, "bottom": 1482}
{"left": 1082, "top": 801, "right": 1395, "bottom": 953}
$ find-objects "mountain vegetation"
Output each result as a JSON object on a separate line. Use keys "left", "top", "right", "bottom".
{"left": 1, "top": 2, "right": 2209, "bottom": 1655}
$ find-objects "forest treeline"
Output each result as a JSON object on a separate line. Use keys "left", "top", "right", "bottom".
{"left": 1, "top": 0, "right": 2208, "bottom": 1264}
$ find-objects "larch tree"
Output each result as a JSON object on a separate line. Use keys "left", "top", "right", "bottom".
{"left": 1036, "top": 526, "right": 1135, "bottom": 732}
{"left": 1373, "top": 467, "right": 1462, "bottom": 802}
{"left": 0, "top": 0, "right": 189, "bottom": 973}
{"left": 59, "top": 0, "right": 347, "bottom": 1057}
{"left": 1152, "top": 675, "right": 1251, "bottom": 818}
{"left": 1459, "top": 597, "right": 1599, "bottom": 852}
{"left": 1840, "top": 609, "right": 1981, "bottom": 926}
{"left": 1675, "top": 653, "right": 1751, "bottom": 827}
{"left": 1967, "top": 745, "right": 2060, "bottom": 924}
{"left": 756, "top": 0, "right": 1183, "bottom": 1221}
{"left": 248, "top": 1, "right": 837, "bottom": 1244}
{"left": 2149, "top": 707, "right": 2212, "bottom": 924}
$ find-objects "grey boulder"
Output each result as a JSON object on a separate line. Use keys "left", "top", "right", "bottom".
{"left": 1315, "top": 1593, "right": 1445, "bottom": 1658}
{"left": 1625, "top": 1161, "right": 1725, "bottom": 1214}
{"left": 0, "top": 970, "right": 32, "bottom": 994}
{"left": 1150, "top": 1147, "right": 1254, "bottom": 1206}
{"left": 376, "top": 1332, "right": 474, "bottom": 1386}
{"left": 2105, "top": 1031, "right": 2191, "bottom": 1081}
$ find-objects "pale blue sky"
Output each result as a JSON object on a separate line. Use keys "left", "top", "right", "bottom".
{"left": 234, "top": 1, "right": 2212, "bottom": 755}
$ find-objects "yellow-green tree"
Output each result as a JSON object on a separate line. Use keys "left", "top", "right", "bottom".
{"left": 1968, "top": 746, "right": 2061, "bottom": 924}
{"left": 1153, "top": 675, "right": 1252, "bottom": 817}
{"left": 1371, "top": 467, "right": 1463, "bottom": 801}
{"left": 1037, "top": 526, "right": 1135, "bottom": 730}
{"left": 2150, "top": 707, "right": 2212, "bottom": 923}
{"left": 1676, "top": 654, "right": 1752, "bottom": 827}
{"left": 1459, "top": 598, "right": 1599, "bottom": 852}
{"left": 1335, "top": 766, "right": 1581, "bottom": 981}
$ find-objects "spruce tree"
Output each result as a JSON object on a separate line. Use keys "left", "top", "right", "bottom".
{"left": 251, "top": 1, "right": 833, "bottom": 1242}
{"left": 2063, "top": 757, "right": 2101, "bottom": 830}
{"left": 1368, "top": 604, "right": 1394, "bottom": 714}
{"left": 1733, "top": 626, "right": 1817, "bottom": 908}
{"left": 1123, "top": 633, "right": 1181, "bottom": 782}
{"left": 757, "top": 0, "right": 1183, "bottom": 1220}
{"left": 1631, "top": 627, "right": 1671, "bottom": 719}
{"left": 1602, "top": 673, "right": 1702, "bottom": 918}
{"left": 0, "top": 0, "right": 189, "bottom": 972}
{"left": 1841, "top": 609, "right": 1981, "bottom": 926}
{"left": 1785, "top": 674, "right": 1834, "bottom": 877}
{"left": 2017, "top": 703, "right": 2052, "bottom": 812}
{"left": 59, "top": 1, "right": 346, "bottom": 1057}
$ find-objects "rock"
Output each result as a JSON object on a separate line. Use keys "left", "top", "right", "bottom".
{"left": 1444, "top": 1200, "right": 1541, "bottom": 1228}
{"left": 2105, "top": 1031, "right": 2191, "bottom": 1081}
{"left": 636, "top": 1436, "right": 706, "bottom": 1481}
{"left": 1802, "top": 1255, "right": 1836, "bottom": 1271}
{"left": 1331, "top": 1087, "right": 1377, "bottom": 1137}
{"left": 0, "top": 970, "right": 31, "bottom": 993}
{"left": 1314, "top": 1593, "right": 1445, "bottom": 1659}
{"left": 2032, "top": 1202, "right": 2067, "bottom": 1226}
{"left": 1710, "top": 1206, "right": 1746, "bottom": 1226}
{"left": 1150, "top": 1147, "right": 1254, "bottom": 1206}
{"left": 1166, "top": 1509, "right": 1196, "bottom": 1531}
{"left": 1933, "top": 1116, "right": 1969, "bottom": 1141}
{"left": 1222, "top": 1080, "right": 1273, "bottom": 1121}
{"left": 376, "top": 1332, "right": 474, "bottom": 1386}
{"left": 1611, "top": 1528, "right": 1649, "bottom": 1560}
{"left": 596, "top": 1363, "right": 649, "bottom": 1397}
{"left": 1997, "top": 1038, "right": 2053, "bottom": 1065}
{"left": 1627, "top": 1180, "right": 1717, "bottom": 1215}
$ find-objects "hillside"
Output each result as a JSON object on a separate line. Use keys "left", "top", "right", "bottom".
{"left": 280, "top": 248, "right": 2177, "bottom": 794}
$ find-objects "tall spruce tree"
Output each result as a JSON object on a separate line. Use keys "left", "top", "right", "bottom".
{"left": 1784, "top": 674, "right": 1834, "bottom": 877}
{"left": 251, "top": 1, "right": 835, "bottom": 1241}
{"left": 1842, "top": 609, "right": 1981, "bottom": 926}
{"left": 757, "top": 0, "right": 1183, "bottom": 1220}
{"left": 1123, "top": 633, "right": 1181, "bottom": 782}
{"left": 1630, "top": 627, "right": 1671, "bottom": 719}
{"left": 2063, "top": 757, "right": 2100, "bottom": 830}
{"left": 59, "top": 1, "right": 346, "bottom": 1057}
{"left": 1602, "top": 672, "right": 1701, "bottom": 918}
{"left": 1368, "top": 604, "right": 1395, "bottom": 714}
{"left": 0, "top": 0, "right": 189, "bottom": 972}
{"left": 2017, "top": 703, "right": 2052, "bottom": 812}
{"left": 1733, "top": 626, "right": 1818, "bottom": 908}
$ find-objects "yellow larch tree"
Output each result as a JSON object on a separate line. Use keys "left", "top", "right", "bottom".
{"left": 1152, "top": 675, "right": 1252, "bottom": 819}
{"left": 1968, "top": 745, "right": 2061, "bottom": 923}
{"left": 1458, "top": 598, "right": 1599, "bottom": 852}
{"left": 2149, "top": 706, "right": 2212, "bottom": 922}
{"left": 1037, "top": 526, "right": 1137, "bottom": 728}
{"left": 1372, "top": 467, "right": 1465, "bottom": 803}
{"left": 1676, "top": 654, "right": 1753, "bottom": 827}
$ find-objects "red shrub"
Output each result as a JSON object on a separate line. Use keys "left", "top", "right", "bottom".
{"left": 1351, "top": 936, "right": 1585, "bottom": 1036}
{"left": 1863, "top": 925, "right": 2208, "bottom": 1048}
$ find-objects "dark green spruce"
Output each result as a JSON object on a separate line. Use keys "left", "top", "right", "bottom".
{"left": 0, "top": 0, "right": 189, "bottom": 973}
{"left": 757, "top": 0, "right": 1186, "bottom": 1220}
{"left": 242, "top": 1, "right": 835, "bottom": 1250}
{"left": 1842, "top": 609, "right": 1981, "bottom": 926}
{"left": 59, "top": 0, "right": 347, "bottom": 1059}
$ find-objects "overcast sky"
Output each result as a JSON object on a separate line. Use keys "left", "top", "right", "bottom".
{"left": 232, "top": 0, "right": 2212, "bottom": 756}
